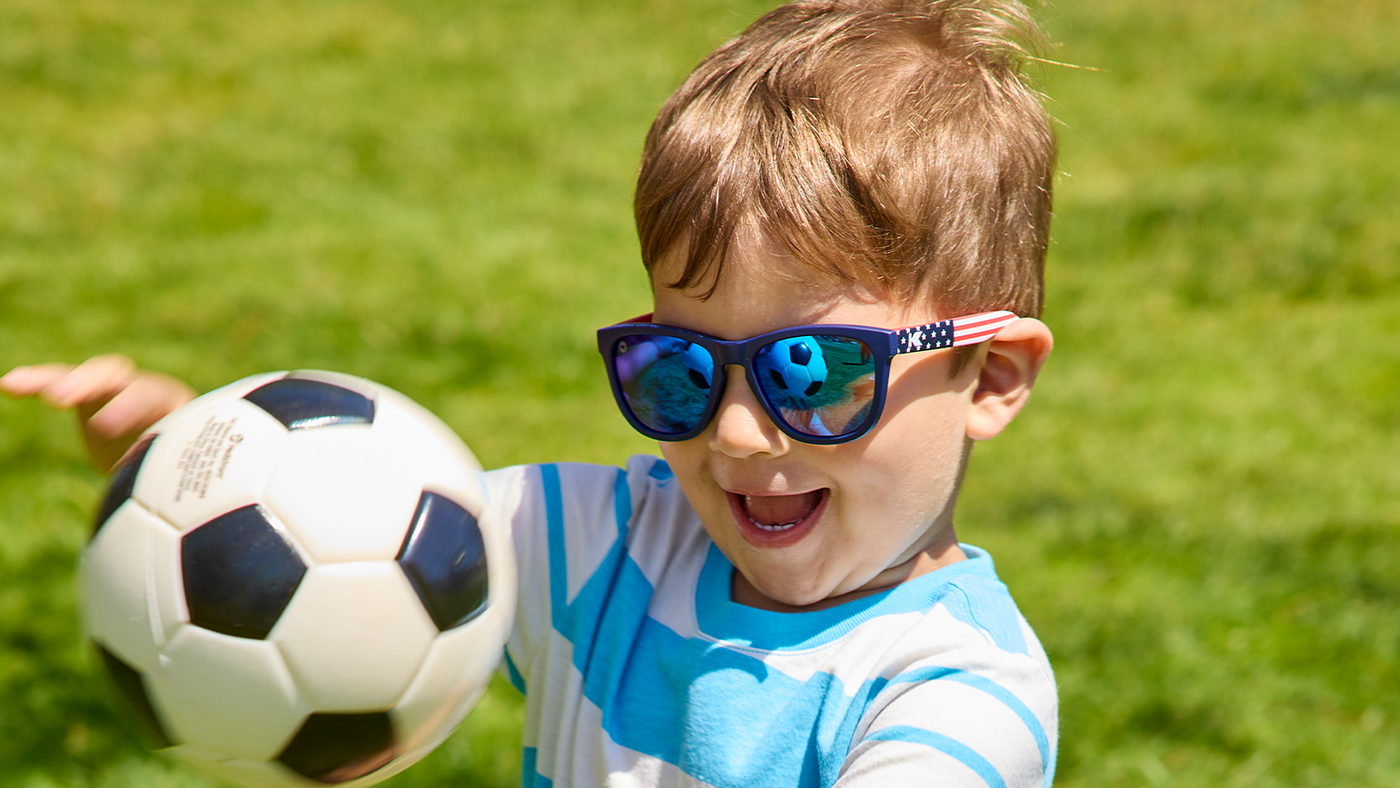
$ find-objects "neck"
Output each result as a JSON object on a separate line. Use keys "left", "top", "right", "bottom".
{"left": 731, "top": 528, "right": 967, "bottom": 613}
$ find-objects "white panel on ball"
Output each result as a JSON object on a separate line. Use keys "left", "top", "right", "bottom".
{"left": 145, "top": 399, "right": 291, "bottom": 533}
{"left": 132, "top": 372, "right": 289, "bottom": 511}
{"left": 262, "top": 428, "right": 423, "bottom": 564}
{"left": 155, "top": 626, "right": 307, "bottom": 760}
{"left": 271, "top": 562, "right": 437, "bottom": 712}
{"left": 82, "top": 501, "right": 172, "bottom": 671}
{"left": 128, "top": 433, "right": 182, "bottom": 515}
{"left": 173, "top": 746, "right": 315, "bottom": 788}
{"left": 393, "top": 615, "right": 507, "bottom": 754}
{"left": 148, "top": 507, "right": 188, "bottom": 647}
{"left": 373, "top": 387, "right": 482, "bottom": 490}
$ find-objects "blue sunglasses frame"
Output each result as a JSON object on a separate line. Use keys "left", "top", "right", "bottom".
{"left": 597, "top": 310, "right": 1017, "bottom": 445}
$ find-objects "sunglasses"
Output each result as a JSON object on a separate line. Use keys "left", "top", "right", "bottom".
{"left": 597, "top": 310, "right": 1017, "bottom": 445}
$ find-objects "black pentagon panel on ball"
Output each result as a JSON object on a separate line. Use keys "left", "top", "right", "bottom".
{"left": 92, "top": 434, "right": 157, "bottom": 537}
{"left": 277, "top": 712, "right": 396, "bottom": 784}
{"left": 182, "top": 504, "right": 306, "bottom": 640}
{"left": 397, "top": 491, "right": 489, "bottom": 632}
{"left": 243, "top": 377, "right": 375, "bottom": 431}
{"left": 96, "top": 643, "right": 176, "bottom": 748}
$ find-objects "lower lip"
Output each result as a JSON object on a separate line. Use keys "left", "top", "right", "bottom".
{"left": 726, "top": 490, "right": 829, "bottom": 549}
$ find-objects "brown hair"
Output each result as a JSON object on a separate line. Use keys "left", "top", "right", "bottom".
{"left": 634, "top": 0, "right": 1057, "bottom": 321}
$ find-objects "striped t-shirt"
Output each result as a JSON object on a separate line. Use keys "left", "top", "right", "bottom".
{"left": 482, "top": 455, "right": 1057, "bottom": 788}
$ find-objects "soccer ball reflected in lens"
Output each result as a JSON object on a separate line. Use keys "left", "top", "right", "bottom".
{"left": 682, "top": 342, "right": 714, "bottom": 391}
{"left": 80, "top": 371, "right": 515, "bottom": 788}
{"left": 760, "top": 336, "right": 828, "bottom": 399}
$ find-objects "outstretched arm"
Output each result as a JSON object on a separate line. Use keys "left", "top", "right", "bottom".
{"left": 1, "top": 354, "right": 196, "bottom": 472}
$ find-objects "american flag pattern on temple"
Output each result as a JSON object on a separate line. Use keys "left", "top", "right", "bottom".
{"left": 895, "top": 310, "right": 1018, "bottom": 354}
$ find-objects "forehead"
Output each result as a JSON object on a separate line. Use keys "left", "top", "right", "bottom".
{"left": 650, "top": 237, "right": 930, "bottom": 340}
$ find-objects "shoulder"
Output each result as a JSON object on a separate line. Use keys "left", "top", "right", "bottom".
{"left": 479, "top": 455, "right": 704, "bottom": 577}
{"left": 479, "top": 455, "right": 685, "bottom": 530}
{"left": 480, "top": 454, "right": 674, "bottom": 498}
{"left": 837, "top": 549, "right": 1057, "bottom": 787}
{"left": 481, "top": 456, "right": 704, "bottom": 691}
{"left": 869, "top": 548, "right": 1056, "bottom": 720}
{"left": 829, "top": 547, "right": 1047, "bottom": 664}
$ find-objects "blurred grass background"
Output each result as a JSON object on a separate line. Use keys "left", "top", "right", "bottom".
{"left": 0, "top": 0, "right": 1395, "bottom": 786}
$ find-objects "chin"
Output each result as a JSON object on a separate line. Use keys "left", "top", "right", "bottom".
{"left": 769, "top": 587, "right": 824, "bottom": 609}
{"left": 743, "top": 573, "right": 839, "bottom": 612}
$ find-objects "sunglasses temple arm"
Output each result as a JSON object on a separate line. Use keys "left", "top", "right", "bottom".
{"left": 895, "top": 311, "right": 1018, "bottom": 354}
{"left": 949, "top": 311, "right": 1019, "bottom": 346}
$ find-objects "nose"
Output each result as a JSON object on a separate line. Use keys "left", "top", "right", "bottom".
{"left": 708, "top": 366, "right": 788, "bottom": 458}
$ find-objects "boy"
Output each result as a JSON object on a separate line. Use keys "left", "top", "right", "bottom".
{"left": 3, "top": 0, "right": 1059, "bottom": 785}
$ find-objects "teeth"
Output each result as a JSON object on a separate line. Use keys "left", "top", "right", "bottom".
{"left": 739, "top": 491, "right": 819, "bottom": 532}
{"left": 750, "top": 518, "right": 800, "bottom": 531}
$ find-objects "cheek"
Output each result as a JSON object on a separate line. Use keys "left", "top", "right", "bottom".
{"left": 657, "top": 438, "right": 698, "bottom": 466}
{"left": 856, "top": 430, "right": 964, "bottom": 505}
{"left": 844, "top": 393, "right": 971, "bottom": 520}
{"left": 657, "top": 441, "right": 690, "bottom": 481}
{"left": 657, "top": 441, "right": 710, "bottom": 505}
{"left": 870, "top": 387, "right": 972, "bottom": 467}
{"left": 882, "top": 353, "right": 977, "bottom": 437}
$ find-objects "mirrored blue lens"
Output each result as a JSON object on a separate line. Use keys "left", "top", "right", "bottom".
{"left": 611, "top": 335, "right": 713, "bottom": 436}
{"left": 754, "top": 335, "right": 876, "bottom": 438}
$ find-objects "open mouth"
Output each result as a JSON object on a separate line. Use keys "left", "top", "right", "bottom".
{"left": 731, "top": 489, "right": 828, "bottom": 534}
{"left": 742, "top": 491, "right": 822, "bottom": 530}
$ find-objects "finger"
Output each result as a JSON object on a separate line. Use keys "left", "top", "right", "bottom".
{"left": 86, "top": 373, "right": 197, "bottom": 439}
{"left": 43, "top": 354, "right": 138, "bottom": 409}
{"left": 0, "top": 364, "right": 77, "bottom": 397}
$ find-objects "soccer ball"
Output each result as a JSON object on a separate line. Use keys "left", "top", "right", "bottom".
{"left": 760, "top": 337, "right": 828, "bottom": 399}
{"left": 80, "top": 371, "right": 515, "bottom": 787}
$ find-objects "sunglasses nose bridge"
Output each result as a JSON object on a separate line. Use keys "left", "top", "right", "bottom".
{"left": 706, "top": 339, "right": 751, "bottom": 368}
{"left": 707, "top": 341, "right": 772, "bottom": 401}
{"left": 705, "top": 364, "right": 790, "bottom": 457}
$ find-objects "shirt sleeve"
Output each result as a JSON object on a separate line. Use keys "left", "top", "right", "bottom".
{"left": 836, "top": 644, "right": 1058, "bottom": 788}
{"left": 480, "top": 457, "right": 665, "bottom": 696}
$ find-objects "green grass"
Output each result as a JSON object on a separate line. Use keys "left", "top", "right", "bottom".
{"left": 1, "top": 0, "right": 1397, "bottom": 786}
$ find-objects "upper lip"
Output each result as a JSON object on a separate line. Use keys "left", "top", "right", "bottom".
{"left": 721, "top": 483, "right": 823, "bottom": 498}
{"left": 712, "top": 461, "right": 825, "bottom": 498}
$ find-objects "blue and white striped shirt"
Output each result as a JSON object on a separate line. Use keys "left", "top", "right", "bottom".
{"left": 483, "top": 455, "right": 1056, "bottom": 788}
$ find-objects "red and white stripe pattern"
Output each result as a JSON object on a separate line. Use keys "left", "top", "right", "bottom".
{"left": 895, "top": 310, "right": 1018, "bottom": 354}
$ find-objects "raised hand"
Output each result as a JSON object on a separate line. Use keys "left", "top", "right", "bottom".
{"left": 1, "top": 354, "right": 196, "bottom": 472}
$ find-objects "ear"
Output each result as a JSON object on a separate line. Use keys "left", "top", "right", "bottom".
{"left": 965, "top": 317, "right": 1053, "bottom": 442}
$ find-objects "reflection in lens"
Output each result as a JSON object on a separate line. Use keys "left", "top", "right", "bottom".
{"left": 613, "top": 335, "right": 712, "bottom": 435}
{"left": 683, "top": 342, "right": 714, "bottom": 390}
{"left": 758, "top": 337, "right": 827, "bottom": 398}
{"left": 757, "top": 335, "right": 875, "bottom": 438}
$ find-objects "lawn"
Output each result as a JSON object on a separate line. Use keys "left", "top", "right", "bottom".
{"left": 1, "top": 0, "right": 1396, "bottom": 786}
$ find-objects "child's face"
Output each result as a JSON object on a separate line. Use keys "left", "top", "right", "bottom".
{"left": 651, "top": 240, "right": 985, "bottom": 611}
